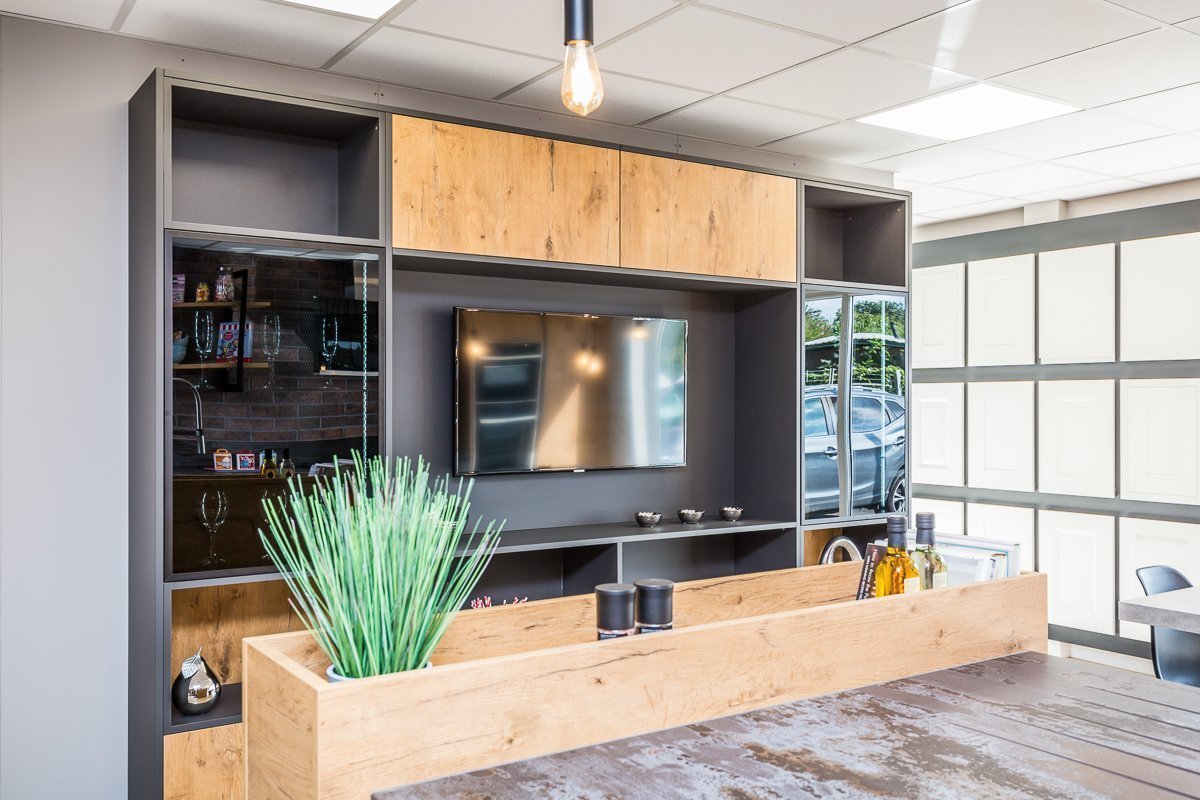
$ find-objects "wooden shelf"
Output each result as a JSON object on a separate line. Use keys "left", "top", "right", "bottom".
{"left": 168, "top": 681, "right": 242, "bottom": 733}
{"left": 458, "top": 517, "right": 796, "bottom": 557}
{"left": 173, "top": 300, "right": 271, "bottom": 310}
{"left": 172, "top": 362, "right": 267, "bottom": 370}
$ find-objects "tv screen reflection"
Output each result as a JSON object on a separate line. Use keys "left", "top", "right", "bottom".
{"left": 456, "top": 309, "right": 687, "bottom": 475}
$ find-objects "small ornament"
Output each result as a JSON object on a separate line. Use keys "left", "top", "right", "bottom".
{"left": 194, "top": 282, "right": 210, "bottom": 303}
{"left": 171, "top": 646, "right": 221, "bottom": 716}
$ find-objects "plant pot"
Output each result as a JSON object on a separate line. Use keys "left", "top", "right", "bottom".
{"left": 326, "top": 661, "right": 432, "bottom": 682}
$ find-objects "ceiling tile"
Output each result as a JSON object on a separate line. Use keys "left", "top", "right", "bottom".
{"left": 1102, "top": 81, "right": 1200, "bottom": 131}
{"left": 336, "top": 27, "right": 555, "bottom": 98}
{"left": 644, "top": 96, "right": 833, "bottom": 146}
{"left": 695, "top": 0, "right": 964, "bottom": 43}
{"left": 910, "top": 185, "right": 1003, "bottom": 214}
{"left": 596, "top": 6, "right": 838, "bottom": 92}
{"left": 1017, "top": 177, "right": 1147, "bottom": 202}
{"left": 1109, "top": 0, "right": 1200, "bottom": 22}
{"left": 863, "top": 0, "right": 1152, "bottom": 79}
{"left": 996, "top": 29, "right": 1200, "bottom": 107}
{"left": 122, "top": 0, "right": 372, "bottom": 67}
{"left": 925, "top": 198, "right": 1023, "bottom": 220}
{"left": 503, "top": 71, "right": 707, "bottom": 126}
{"left": 962, "top": 110, "right": 1169, "bottom": 160}
{"left": 767, "top": 120, "right": 941, "bottom": 163}
{"left": 941, "top": 163, "right": 1111, "bottom": 196}
{"left": 1133, "top": 163, "right": 1200, "bottom": 184}
{"left": 390, "top": 0, "right": 678, "bottom": 60}
{"left": 1057, "top": 133, "right": 1200, "bottom": 175}
{"left": 3, "top": 0, "right": 126, "bottom": 28}
{"left": 729, "top": 47, "right": 969, "bottom": 120}
{"left": 867, "top": 143, "right": 1031, "bottom": 184}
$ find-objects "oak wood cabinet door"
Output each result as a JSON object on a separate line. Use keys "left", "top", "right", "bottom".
{"left": 164, "top": 724, "right": 244, "bottom": 800}
{"left": 392, "top": 115, "right": 620, "bottom": 265}
{"left": 619, "top": 151, "right": 797, "bottom": 281}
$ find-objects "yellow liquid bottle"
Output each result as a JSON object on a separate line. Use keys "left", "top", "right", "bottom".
{"left": 875, "top": 515, "right": 921, "bottom": 597}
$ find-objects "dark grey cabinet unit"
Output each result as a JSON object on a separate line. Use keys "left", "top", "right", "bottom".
{"left": 131, "top": 69, "right": 909, "bottom": 799}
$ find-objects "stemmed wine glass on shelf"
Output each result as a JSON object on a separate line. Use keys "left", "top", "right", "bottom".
{"left": 261, "top": 313, "right": 282, "bottom": 389}
{"left": 194, "top": 310, "right": 215, "bottom": 390}
{"left": 198, "top": 489, "right": 228, "bottom": 567}
{"left": 320, "top": 316, "right": 339, "bottom": 389}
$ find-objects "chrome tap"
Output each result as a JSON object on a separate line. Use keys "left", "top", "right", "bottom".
{"left": 172, "top": 377, "right": 207, "bottom": 454}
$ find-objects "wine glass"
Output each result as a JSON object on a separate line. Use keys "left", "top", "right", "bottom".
{"left": 261, "top": 313, "right": 282, "bottom": 389}
{"left": 194, "top": 311, "right": 216, "bottom": 390}
{"left": 320, "top": 316, "right": 339, "bottom": 389}
{"left": 198, "top": 490, "right": 228, "bottom": 567}
{"left": 260, "top": 487, "right": 286, "bottom": 562}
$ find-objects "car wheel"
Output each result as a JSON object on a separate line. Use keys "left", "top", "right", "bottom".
{"left": 885, "top": 472, "right": 906, "bottom": 513}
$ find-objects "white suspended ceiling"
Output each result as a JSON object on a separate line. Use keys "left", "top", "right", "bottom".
{"left": 10, "top": 0, "right": 1200, "bottom": 226}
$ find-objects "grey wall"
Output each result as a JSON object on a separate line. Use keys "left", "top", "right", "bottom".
{"left": 0, "top": 15, "right": 883, "bottom": 799}
{"left": 391, "top": 271, "right": 736, "bottom": 530}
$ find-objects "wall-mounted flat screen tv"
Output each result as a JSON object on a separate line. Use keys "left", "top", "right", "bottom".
{"left": 455, "top": 308, "right": 687, "bottom": 476}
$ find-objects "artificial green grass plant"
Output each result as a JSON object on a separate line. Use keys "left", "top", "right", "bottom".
{"left": 259, "top": 452, "right": 502, "bottom": 679}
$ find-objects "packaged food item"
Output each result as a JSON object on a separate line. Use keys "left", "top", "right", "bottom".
{"left": 215, "top": 321, "right": 254, "bottom": 363}
{"left": 212, "top": 448, "right": 233, "bottom": 471}
{"left": 195, "top": 282, "right": 210, "bottom": 303}
{"left": 235, "top": 450, "right": 256, "bottom": 471}
{"left": 215, "top": 266, "right": 234, "bottom": 302}
{"left": 172, "top": 274, "right": 186, "bottom": 303}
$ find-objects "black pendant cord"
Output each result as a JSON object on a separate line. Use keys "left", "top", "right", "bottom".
{"left": 564, "top": 0, "right": 594, "bottom": 44}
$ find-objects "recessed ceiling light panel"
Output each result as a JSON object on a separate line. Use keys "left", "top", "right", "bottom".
{"left": 860, "top": 85, "right": 1078, "bottom": 141}
{"left": 280, "top": 0, "right": 398, "bottom": 20}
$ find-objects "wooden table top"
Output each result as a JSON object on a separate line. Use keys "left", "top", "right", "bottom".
{"left": 377, "top": 653, "right": 1200, "bottom": 800}
{"left": 1120, "top": 587, "right": 1200, "bottom": 635}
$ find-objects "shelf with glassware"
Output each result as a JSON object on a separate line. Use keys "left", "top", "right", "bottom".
{"left": 168, "top": 237, "right": 382, "bottom": 579}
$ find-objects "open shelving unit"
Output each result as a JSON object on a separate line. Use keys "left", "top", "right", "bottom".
{"left": 130, "top": 71, "right": 390, "bottom": 800}
{"left": 132, "top": 68, "right": 910, "bottom": 800}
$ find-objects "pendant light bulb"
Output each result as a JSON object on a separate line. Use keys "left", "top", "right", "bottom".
{"left": 561, "top": 0, "right": 603, "bottom": 117}
{"left": 562, "top": 41, "right": 604, "bottom": 116}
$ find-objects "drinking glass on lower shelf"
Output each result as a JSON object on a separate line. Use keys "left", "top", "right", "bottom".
{"left": 198, "top": 489, "right": 228, "bottom": 567}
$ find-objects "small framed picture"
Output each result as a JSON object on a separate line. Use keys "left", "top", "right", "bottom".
{"left": 236, "top": 451, "right": 256, "bottom": 472}
{"left": 212, "top": 448, "right": 233, "bottom": 471}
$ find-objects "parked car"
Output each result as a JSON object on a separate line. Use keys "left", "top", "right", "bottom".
{"left": 804, "top": 386, "right": 906, "bottom": 517}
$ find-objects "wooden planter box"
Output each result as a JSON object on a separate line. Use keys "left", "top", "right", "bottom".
{"left": 243, "top": 561, "right": 1047, "bottom": 799}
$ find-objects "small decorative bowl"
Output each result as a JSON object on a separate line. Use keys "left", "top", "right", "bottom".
{"left": 678, "top": 508, "right": 704, "bottom": 524}
{"left": 720, "top": 506, "right": 744, "bottom": 522}
{"left": 635, "top": 511, "right": 663, "bottom": 528}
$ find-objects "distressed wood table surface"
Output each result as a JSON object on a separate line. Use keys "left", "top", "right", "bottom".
{"left": 1120, "top": 586, "right": 1200, "bottom": 635}
{"left": 376, "top": 653, "right": 1200, "bottom": 800}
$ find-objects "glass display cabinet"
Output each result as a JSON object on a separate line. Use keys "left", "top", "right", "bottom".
{"left": 801, "top": 287, "right": 908, "bottom": 524}
{"left": 167, "top": 235, "right": 381, "bottom": 578}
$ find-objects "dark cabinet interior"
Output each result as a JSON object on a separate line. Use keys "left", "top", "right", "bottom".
{"left": 168, "top": 237, "right": 380, "bottom": 578}
{"left": 803, "top": 184, "right": 907, "bottom": 288}
{"left": 170, "top": 86, "right": 381, "bottom": 241}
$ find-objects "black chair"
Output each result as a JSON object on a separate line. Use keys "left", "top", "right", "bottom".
{"left": 1136, "top": 565, "right": 1200, "bottom": 688}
